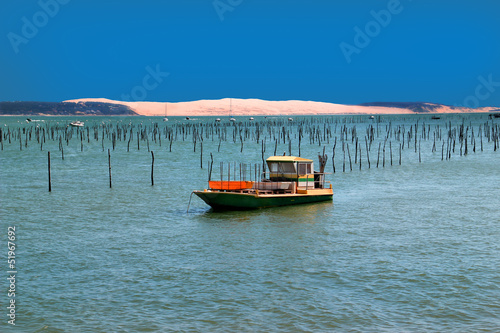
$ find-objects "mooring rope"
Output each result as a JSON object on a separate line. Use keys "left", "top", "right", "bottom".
{"left": 186, "top": 191, "right": 195, "bottom": 213}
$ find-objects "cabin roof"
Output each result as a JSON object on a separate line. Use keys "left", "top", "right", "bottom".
{"left": 266, "top": 156, "right": 313, "bottom": 163}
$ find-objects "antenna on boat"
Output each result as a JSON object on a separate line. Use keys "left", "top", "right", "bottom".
{"left": 163, "top": 103, "right": 168, "bottom": 122}
{"left": 229, "top": 98, "right": 236, "bottom": 122}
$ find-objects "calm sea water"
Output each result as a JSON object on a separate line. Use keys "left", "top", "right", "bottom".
{"left": 1, "top": 115, "right": 499, "bottom": 332}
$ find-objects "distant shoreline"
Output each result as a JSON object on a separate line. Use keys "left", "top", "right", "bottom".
{"left": 1, "top": 112, "right": 496, "bottom": 119}
{"left": 1, "top": 98, "right": 498, "bottom": 117}
{"left": 61, "top": 98, "right": 500, "bottom": 116}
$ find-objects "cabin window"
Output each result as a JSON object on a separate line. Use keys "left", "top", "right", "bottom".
{"left": 280, "top": 163, "right": 296, "bottom": 173}
{"left": 268, "top": 161, "right": 296, "bottom": 174}
{"left": 269, "top": 163, "right": 279, "bottom": 172}
{"left": 298, "top": 163, "right": 311, "bottom": 174}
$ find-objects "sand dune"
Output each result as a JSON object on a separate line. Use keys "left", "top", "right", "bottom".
{"left": 64, "top": 98, "right": 497, "bottom": 116}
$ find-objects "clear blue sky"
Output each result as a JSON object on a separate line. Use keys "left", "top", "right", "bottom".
{"left": 1, "top": 0, "right": 499, "bottom": 107}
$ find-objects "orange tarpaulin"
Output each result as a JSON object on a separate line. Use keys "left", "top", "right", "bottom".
{"left": 209, "top": 181, "right": 254, "bottom": 190}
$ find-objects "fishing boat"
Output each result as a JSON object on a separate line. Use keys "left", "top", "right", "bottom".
{"left": 69, "top": 121, "right": 84, "bottom": 127}
{"left": 26, "top": 118, "right": 44, "bottom": 123}
{"left": 193, "top": 156, "right": 333, "bottom": 210}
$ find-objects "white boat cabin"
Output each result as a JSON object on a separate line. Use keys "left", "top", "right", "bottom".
{"left": 266, "top": 156, "right": 325, "bottom": 190}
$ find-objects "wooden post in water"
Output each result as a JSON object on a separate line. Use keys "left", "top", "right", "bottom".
{"left": 48, "top": 151, "right": 52, "bottom": 192}
{"left": 465, "top": 131, "right": 468, "bottom": 155}
{"left": 382, "top": 140, "right": 386, "bottom": 168}
{"left": 332, "top": 142, "right": 336, "bottom": 174}
{"left": 108, "top": 149, "right": 112, "bottom": 188}
{"left": 151, "top": 151, "right": 155, "bottom": 186}
{"left": 359, "top": 145, "right": 362, "bottom": 170}
{"left": 376, "top": 142, "right": 381, "bottom": 168}
{"left": 200, "top": 142, "right": 203, "bottom": 169}
{"left": 343, "top": 147, "right": 345, "bottom": 172}
{"left": 208, "top": 153, "right": 214, "bottom": 181}
{"left": 296, "top": 130, "right": 300, "bottom": 157}
{"left": 355, "top": 138, "right": 358, "bottom": 164}
{"left": 365, "top": 137, "right": 370, "bottom": 168}
{"left": 59, "top": 137, "right": 64, "bottom": 160}
{"left": 347, "top": 143, "right": 352, "bottom": 171}
{"left": 390, "top": 141, "right": 393, "bottom": 166}
{"left": 261, "top": 139, "right": 266, "bottom": 172}
{"left": 414, "top": 124, "right": 418, "bottom": 152}
{"left": 419, "top": 140, "right": 421, "bottom": 163}
{"left": 480, "top": 126, "right": 483, "bottom": 152}
{"left": 399, "top": 143, "right": 402, "bottom": 165}
{"left": 318, "top": 146, "right": 327, "bottom": 173}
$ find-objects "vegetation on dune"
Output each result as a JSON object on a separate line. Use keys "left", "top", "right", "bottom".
{"left": 0, "top": 101, "right": 136, "bottom": 116}
{"left": 359, "top": 102, "right": 457, "bottom": 113}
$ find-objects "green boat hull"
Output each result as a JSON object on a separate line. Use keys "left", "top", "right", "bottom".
{"left": 194, "top": 191, "right": 333, "bottom": 210}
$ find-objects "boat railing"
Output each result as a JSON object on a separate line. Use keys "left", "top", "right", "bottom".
{"left": 208, "top": 162, "right": 332, "bottom": 192}
{"left": 261, "top": 170, "right": 332, "bottom": 190}
{"left": 209, "top": 162, "right": 271, "bottom": 192}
